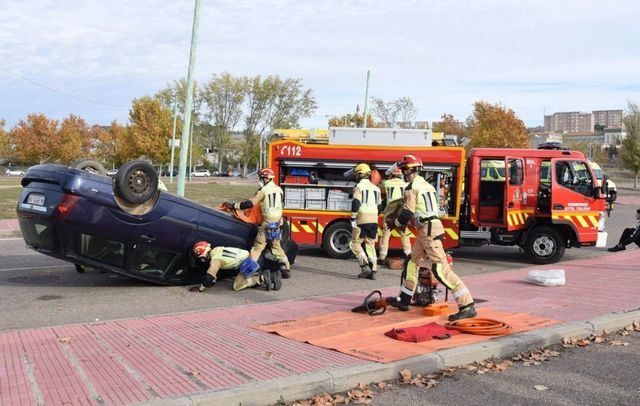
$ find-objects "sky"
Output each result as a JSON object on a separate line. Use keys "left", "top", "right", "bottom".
{"left": 1, "top": 0, "right": 640, "bottom": 130}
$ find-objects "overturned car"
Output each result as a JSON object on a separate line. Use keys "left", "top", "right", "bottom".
{"left": 16, "top": 160, "right": 297, "bottom": 285}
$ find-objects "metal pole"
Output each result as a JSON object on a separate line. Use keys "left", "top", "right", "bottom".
{"left": 169, "top": 100, "right": 178, "bottom": 183}
{"left": 362, "top": 70, "right": 370, "bottom": 128}
{"left": 177, "top": 0, "right": 200, "bottom": 197}
{"left": 189, "top": 117, "right": 194, "bottom": 182}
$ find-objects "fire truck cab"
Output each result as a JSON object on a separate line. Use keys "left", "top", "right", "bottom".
{"left": 268, "top": 128, "right": 608, "bottom": 264}
{"left": 461, "top": 148, "right": 607, "bottom": 263}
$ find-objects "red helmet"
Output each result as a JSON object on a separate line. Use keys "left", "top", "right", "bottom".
{"left": 258, "top": 168, "right": 275, "bottom": 180}
{"left": 397, "top": 154, "right": 422, "bottom": 171}
{"left": 192, "top": 241, "right": 211, "bottom": 259}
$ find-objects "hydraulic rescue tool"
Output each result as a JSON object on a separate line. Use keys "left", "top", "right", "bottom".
{"left": 351, "top": 290, "right": 400, "bottom": 316}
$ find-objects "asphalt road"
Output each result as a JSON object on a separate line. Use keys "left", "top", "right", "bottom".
{"left": 372, "top": 331, "right": 640, "bottom": 405}
{"left": 0, "top": 193, "right": 636, "bottom": 332}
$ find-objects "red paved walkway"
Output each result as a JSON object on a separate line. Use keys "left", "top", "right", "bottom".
{"left": 1, "top": 250, "right": 639, "bottom": 405}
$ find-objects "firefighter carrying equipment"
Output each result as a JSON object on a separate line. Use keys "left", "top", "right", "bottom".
{"left": 384, "top": 322, "right": 460, "bottom": 342}
{"left": 445, "top": 318, "right": 512, "bottom": 336}
{"left": 351, "top": 290, "right": 400, "bottom": 316}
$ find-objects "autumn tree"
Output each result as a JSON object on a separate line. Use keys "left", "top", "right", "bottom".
{"left": 433, "top": 113, "right": 464, "bottom": 135}
{"left": 0, "top": 119, "right": 11, "bottom": 161}
{"left": 370, "top": 96, "right": 417, "bottom": 128}
{"left": 57, "top": 114, "right": 91, "bottom": 163}
{"left": 91, "top": 121, "right": 128, "bottom": 168}
{"left": 10, "top": 113, "right": 62, "bottom": 164}
{"left": 465, "top": 101, "right": 530, "bottom": 149}
{"left": 123, "top": 96, "right": 173, "bottom": 164}
{"left": 621, "top": 101, "right": 640, "bottom": 188}
{"left": 327, "top": 113, "right": 379, "bottom": 128}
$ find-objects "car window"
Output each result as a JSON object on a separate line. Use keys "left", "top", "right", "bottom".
{"left": 77, "top": 233, "right": 125, "bottom": 267}
{"left": 129, "top": 244, "right": 178, "bottom": 277}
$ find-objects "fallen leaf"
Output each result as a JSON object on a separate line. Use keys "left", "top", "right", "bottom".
{"left": 512, "top": 354, "right": 524, "bottom": 361}
{"left": 410, "top": 377, "right": 425, "bottom": 387}
{"left": 548, "top": 351, "right": 560, "bottom": 357}
{"left": 592, "top": 336, "right": 605, "bottom": 343}
{"left": 576, "top": 339, "right": 590, "bottom": 347}
{"left": 312, "top": 393, "right": 333, "bottom": 406}
{"left": 611, "top": 340, "right": 629, "bottom": 347}
{"left": 633, "top": 321, "right": 640, "bottom": 331}
{"left": 57, "top": 337, "right": 71, "bottom": 344}
{"left": 377, "top": 382, "right": 386, "bottom": 389}
{"left": 534, "top": 385, "right": 548, "bottom": 391}
{"left": 466, "top": 365, "right": 478, "bottom": 371}
{"left": 190, "top": 370, "right": 200, "bottom": 377}
{"left": 334, "top": 394, "right": 348, "bottom": 404}
{"left": 265, "top": 351, "right": 275, "bottom": 359}
{"left": 425, "top": 379, "right": 437, "bottom": 388}
{"left": 400, "top": 368, "right": 412, "bottom": 384}
{"left": 621, "top": 330, "right": 630, "bottom": 336}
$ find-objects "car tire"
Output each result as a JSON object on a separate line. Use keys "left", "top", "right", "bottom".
{"left": 71, "top": 159, "right": 107, "bottom": 176}
{"left": 114, "top": 160, "right": 159, "bottom": 204}
{"left": 75, "top": 264, "right": 85, "bottom": 273}
{"left": 282, "top": 239, "right": 298, "bottom": 266}
{"left": 524, "top": 226, "right": 565, "bottom": 264}
{"left": 322, "top": 221, "right": 353, "bottom": 259}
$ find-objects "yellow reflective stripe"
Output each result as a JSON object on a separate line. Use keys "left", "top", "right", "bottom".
{"left": 291, "top": 223, "right": 300, "bottom": 233}
{"left": 575, "top": 216, "right": 589, "bottom": 228}
{"left": 587, "top": 216, "right": 599, "bottom": 227}
{"left": 301, "top": 224, "right": 313, "bottom": 233}
{"left": 507, "top": 214, "right": 513, "bottom": 226}
{"left": 445, "top": 228, "right": 459, "bottom": 240}
{"left": 391, "top": 229, "right": 400, "bottom": 237}
{"left": 317, "top": 222, "right": 324, "bottom": 233}
{"left": 518, "top": 213, "right": 526, "bottom": 223}
{"left": 407, "top": 230, "right": 416, "bottom": 238}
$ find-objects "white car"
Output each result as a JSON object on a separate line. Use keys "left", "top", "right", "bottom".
{"left": 5, "top": 169, "right": 25, "bottom": 176}
{"left": 192, "top": 169, "right": 210, "bottom": 177}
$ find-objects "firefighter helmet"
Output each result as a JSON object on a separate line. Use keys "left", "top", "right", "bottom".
{"left": 258, "top": 168, "right": 275, "bottom": 180}
{"left": 397, "top": 154, "right": 422, "bottom": 171}
{"left": 354, "top": 163, "right": 371, "bottom": 176}
{"left": 192, "top": 241, "right": 211, "bottom": 260}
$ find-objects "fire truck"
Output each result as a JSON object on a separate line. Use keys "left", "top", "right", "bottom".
{"left": 268, "top": 128, "right": 608, "bottom": 264}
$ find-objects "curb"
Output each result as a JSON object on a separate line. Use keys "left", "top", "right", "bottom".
{"left": 0, "top": 230, "right": 21, "bottom": 238}
{"left": 139, "top": 308, "right": 640, "bottom": 406}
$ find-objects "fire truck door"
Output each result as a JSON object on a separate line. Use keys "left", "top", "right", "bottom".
{"left": 504, "top": 157, "right": 526, "bottom": 231}
{"left": 549, "top": 158, "right": 599, "bottom": 242}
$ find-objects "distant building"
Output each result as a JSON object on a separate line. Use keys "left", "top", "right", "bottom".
{"left": 530, "top": 132, "right": 563, "bottom": 149}
{"left": 593, "top": 109, "right": 623, "bottom": 129}
{"left": 603, "top": 128, "right": 627, "bottom": 145}
{"left": 544, "top": 112, "right": 593, "bottom": 133}
{"left": 562, "top": 132, "right": 604, "bottom": 145}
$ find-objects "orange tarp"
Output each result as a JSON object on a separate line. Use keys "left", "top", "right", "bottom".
{"left": 255, "top": 307, "right": 558, "bottom": 363}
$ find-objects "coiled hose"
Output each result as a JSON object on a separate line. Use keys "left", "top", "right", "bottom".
{"left": 445, "top": 318, "right": 512, "bottom": 336}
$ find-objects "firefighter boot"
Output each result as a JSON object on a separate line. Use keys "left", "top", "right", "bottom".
{"left": 271, "top": 269, "right": 282, "bottom": 291}
{"left": 448, "top": 303, "right": 477, "bottom": 321}
{"left": 260, "top": 269, "right": 272, "bottom": 291}
{"left": 357, "top": 264, "right": 373, "bottom": 279}
{"left": 389, "top": 291, "right": 412, "bottom": 311}
{"left": 279, "top": 262, "right": 290, "bottom": 279}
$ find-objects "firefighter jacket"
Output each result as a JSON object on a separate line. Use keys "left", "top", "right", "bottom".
{"left": 206, "top": 247, "right": 250, "bottom": 276}
{"left": 381, "top": 178, "right": 407, "bottom": 204}
{"left": 351, "top": 178, "right": 381, "bottom": 225}
{"left": 402, "top": 176, "right": 440, "bottom": 223}
{"left": 248, "top": 181, "right": 284, "bottom": 223}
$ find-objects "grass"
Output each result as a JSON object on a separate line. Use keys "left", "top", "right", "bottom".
{"left": 0, "top": 177, "right": 257, "bottom": 219}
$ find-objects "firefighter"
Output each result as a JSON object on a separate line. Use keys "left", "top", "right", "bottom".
{"left": 348, "top": 163, "right": 381, "bottom": 279}
{"left": 379, "top": 166, "right": 412, "bottom": 263}
{"left": 608, "top": 208, "right": 640, "bottom": 252}
{"left": 188, "top": 242, "right": 280, "bottom": 292}
{"left": 389, "top": 154, "right": 476, "bottom": 321}
{"left": 223, "top": 168, "right": 291, "bottom": 279}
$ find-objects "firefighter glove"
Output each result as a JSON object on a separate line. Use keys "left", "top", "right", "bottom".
{"left": 221, "top": 202, "right": 234, "bottom": 210}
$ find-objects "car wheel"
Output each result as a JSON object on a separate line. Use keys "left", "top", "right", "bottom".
{"left": 322, "top": 221, "right": 353, "bottom": 259}
{"left": 71, "top": 159, "right": 107, "bottom": 176}
{"left": 75, "top": 264, "right": 85, "bottom": 273}
{"left": 282, "top": 239, "right": 298, "bottom": 266}
{"left": 524, "top": 226, "right": 565, "bottom": 264}
{"left": 114, "top": 160, "right": 159, "bottom": 204}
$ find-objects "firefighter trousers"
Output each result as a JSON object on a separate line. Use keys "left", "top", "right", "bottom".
{"left": 401, "top": 220, "right": 473, "bottom": 308}
{"left": 350, "top": 223, "right": 378, "bottom": 271}
{"left": 232, "top": 273, "right": 262, "bottom": 291}
{"left": 380, "top": 201, "right": 411, "bottom": 260}
{"left": 250, "top": 222, "right": 290, "bottom": 270}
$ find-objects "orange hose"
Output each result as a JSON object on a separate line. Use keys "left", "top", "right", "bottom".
{"left": 445, "top": 318, "right": 512, "bottom": 336}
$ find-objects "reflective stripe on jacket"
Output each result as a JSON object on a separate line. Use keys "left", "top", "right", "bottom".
{"left": 382, "top": 178, "right": 407, "bottom": 203}
{"left": 353, "top": 179, "right": 381, "bottom": 224}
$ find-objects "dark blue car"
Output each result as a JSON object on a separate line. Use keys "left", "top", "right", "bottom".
{"left": 16, "top": 160, "right": 297, "bottom": 285}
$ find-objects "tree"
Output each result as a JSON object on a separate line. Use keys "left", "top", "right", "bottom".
{"left": 621, "top": 101, "right": 640, "bottom": 188}
{"left": 0, "top": 119, "right": 11, "bottom": 161}
{"left": 58, "top": 114, "right": 90, "bottom": 162}
{"left": 269, "top": 77, "right": 317, "bottom": 129}
{"left": 370, "top": 96, "right": 417, "bottom": 128}
{"left": 124, "top": 96, "right": 174, "bottom": 164}
{"left": 10, "top": 113, "right": 61, "bottom": 164}
{"left": 201, "top": 73, "right": 248, "bottom": 172}
{"left": 433, "top": 113, "right": 464, "bottom": 134}
{"left": 327, "top": 113, "right": 379, "bottom": 128}
{"left": 92, "top": 121, "right": 128, "bottom": 167}
{"left": 465, "top": 101, "right": 530, "bottom": 149}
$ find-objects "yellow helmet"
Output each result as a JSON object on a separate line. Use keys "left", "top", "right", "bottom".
{"left": 354, "top": 163, "right": 371, "bottom": 176}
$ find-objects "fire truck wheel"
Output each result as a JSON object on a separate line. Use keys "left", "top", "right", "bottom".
{"left": 322, "top": 222, "right": 353, "bottom": 259}
{"left": 524, "top": 226, "right": 565, "bottom": 264}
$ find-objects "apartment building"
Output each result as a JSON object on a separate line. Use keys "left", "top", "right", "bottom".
{"left": 593, "top": 109, "right": 623, "bottom": 128}
{"left": 544, "top": 112, "right": 593, "bottom": 133}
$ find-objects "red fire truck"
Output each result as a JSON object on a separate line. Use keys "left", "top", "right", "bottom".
{"left": 269, "top": 128, "right": 608, "bottom": 264}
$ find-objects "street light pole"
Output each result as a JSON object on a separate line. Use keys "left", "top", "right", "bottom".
{"left": 362, "top": 70, "right": 370, "bottom": 128}
{"left": 169, "top": 99, "right": 178, "bottom": 183}
{"left": 177, "top": 0, "right": 200, "bottom": 197}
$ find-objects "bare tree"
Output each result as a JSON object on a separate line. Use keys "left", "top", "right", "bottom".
{"left": 370, "top": 96, "right": 417, "bottom": 128}
{"left": 621, "top": 101, "right": 640, "bottom": 188}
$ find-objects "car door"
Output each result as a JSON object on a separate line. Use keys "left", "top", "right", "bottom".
{"left": 504, "top": 157, "right": 526, "bottom": 231}
{"left": 550, "top": 158, "right": 599, "bottom": 243}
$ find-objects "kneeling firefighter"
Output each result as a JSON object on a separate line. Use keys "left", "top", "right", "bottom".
{"left": 223, "top": 168, "right": 291, "bottom": 279}
{"left": 346, "top": 163, "right": 381, "bottom": 280}
{"left": 389, "top": 154, "right": 476, "bottom": 321}
{"left": 188, "top": 242, "right": 281, "bottom": 292}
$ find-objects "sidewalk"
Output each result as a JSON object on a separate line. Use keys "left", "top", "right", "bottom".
{"left": 1, "top": 251, "right": 640, "bottom": 406}
{"left": 0, "top": 219, "right": 20, "bottom": 237}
